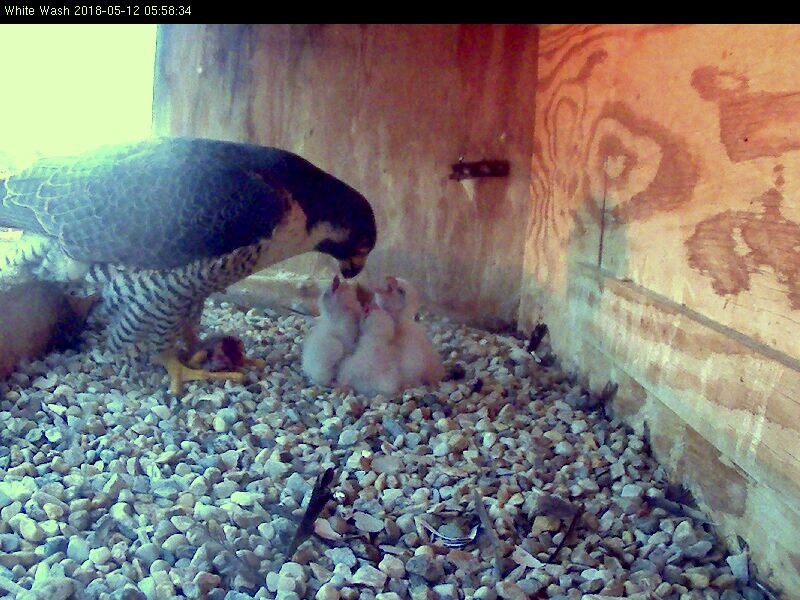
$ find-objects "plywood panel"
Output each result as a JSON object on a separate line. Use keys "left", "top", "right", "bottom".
{"left": 154, "top": 24, "right": 539, "bottom": 329}
{"left": 521, "top": 24, "right": 800, "bottom": 592}
{"left": 522, "top": 23, "right": 800, "bottom": 360}
{"left": 574, "top": 263, "right": 799, "bottom": 506}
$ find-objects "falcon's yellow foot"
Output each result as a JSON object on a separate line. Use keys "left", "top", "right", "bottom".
{"left": 157, "top": 350, "right": 245, "bottom": 396}
{"left": 186, "top": 349, "right": 210, "bottom": 369}
{"left": 185, "top": 350, "right": 266, "bottom": 371}
{"left": 242, "top": 357, "right": 266, "bottom": 369}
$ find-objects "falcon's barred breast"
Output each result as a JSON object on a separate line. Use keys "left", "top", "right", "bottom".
{"left": 0, "top": 137, "right": 377, "bottom": 393}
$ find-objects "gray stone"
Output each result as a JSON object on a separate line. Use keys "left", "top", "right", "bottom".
{"left": 66, "top": 536, "right": 90, "bottom": 563}
{"left": 351, "top": 565, "right": 387, "bottom": 588}
{"left": 353, "top": 512, "right": 384, "bottom": 533}
{"left": 284, "top": 473, "right": 310, "bottom": 502}
{"left": 553, "top": 441, "right": 574, "bottom": 456}
{"left": 726, "top": 551, "right": 749, "bottom": 583}
{"left": 0, "top": 533, "right": 21, "bottom": 552}
{"left": 325, "top": 547, "right": 358, "bottom": 568}
{"left": 405, "top": 555, "right": 444, "bottom": 583}
{"left": 337, "top": 428, "right": 360, "bottom": 446}
{"left": 134, "top": 543, "right": 161, "bottom": 566}
{"left": 672, "top": 520, "right": 696, "bottom": 548}
{"left": 684, "top": 540, "right": 713, "bottom": 559}
{"left": 620, "top": 483, "right": 643, "bottom": 498}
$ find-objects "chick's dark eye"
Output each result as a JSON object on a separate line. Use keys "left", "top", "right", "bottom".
{"left": 399, "top": 289, "right": 406, "bottom": 296}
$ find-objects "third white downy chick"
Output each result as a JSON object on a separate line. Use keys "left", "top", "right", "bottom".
{"left": 375, "top": 276, "right": 445, "bottom": 387}
{"left": 337, "top": 302, "right": 402, "bottom": 396}
{"left": 301, "top": 276, "right": 361, "bottom": 386}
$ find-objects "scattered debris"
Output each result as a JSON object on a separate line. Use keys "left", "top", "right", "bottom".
{"left": 527, "top": 323, "right": 548, "bottom": 353}
{"left": 420, "top": 520, "right": 479, "bottom": 549}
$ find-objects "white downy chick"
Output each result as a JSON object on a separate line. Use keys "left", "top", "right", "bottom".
{"left": 302, "top": 276, "right": 361, "bottom": 385}
{"left": 375, "top": 276, "right": 445, "bottom": 387}
{"left": 337, "top": 302, "right": 402, "bottom": 396}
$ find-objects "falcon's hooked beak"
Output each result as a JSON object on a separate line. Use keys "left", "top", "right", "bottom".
{"left": 338, "top": 246, "right": 371, "bottom": 279}
{"left": 339, "top": 259, "right": 362, "bottom": 278}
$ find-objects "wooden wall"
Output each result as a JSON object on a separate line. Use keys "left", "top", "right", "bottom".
{"left": 153, "top": 24, "right": 800, "bottom": 591}
{"left": 520, "top": 24, "right": 800, "bottom": 591}
{"left": 153, "top": 24, "right": 539, "bottom": 328}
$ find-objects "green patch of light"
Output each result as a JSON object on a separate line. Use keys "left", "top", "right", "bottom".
{"left": 0, "top": 25, "right": 156, "bottom": 168}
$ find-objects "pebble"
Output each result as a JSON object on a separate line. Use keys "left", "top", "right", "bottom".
{"left": 685, "top": 539, "right": 713, "bottom": 558}
{"left": 371, "top": 454, "right": 402, "bottom": 474}
{"left": 316, "top": 584, "right": 341, "bottom": 600}
{"left": 134, "top": 543, "right": 161, "bottom": 566}
{"left": 672, "top": 520, "right": 696, "bottom": 548}
{"left": 496, "top": 581, "right": 528, "bottom": 600}
{"left": 620, "top": 483, "right": 643, "bottom": 497}
{"left": 230, "top": 491, "right": 262, "bottom": 506}
{"left": 66, "top": 536, "right": 90, "bottom": 563}
{"left": 16, "top": 515, "right": 44, "bottom": 542}
{"left": 351, "top": 565, "right": 387, "bottom": 588}
{"left": 685, "top": 571, "right": 711, "bottom": 588}
{"left": 553, "top": 441, "right": 574, "bottom": 456}
{"left": 378, "top": 555, "right": 405, "bottom": 578}
{"left": 0, "top": 479, "right": 36, "bottom": 503}
{"left": 338, "top": 429, "right": 360, "bottom": 446}
{"left": 432, "top": 583, "right": 458, "bottom": 599}
{"left": 354, "top": 512, "right": 385, "bottom": 533}
{"left": 473, "top": 586, "right": 497, "bottom": 600}
{"left": 727, "top": 551, "right": 750, "bottom": 582}
{"left": 326, "top": 547, "right": 358, "bottom": 568}
{"left": 88, "top": 546, "right": 112, "bottom": 565}
{"left": 570, "top": 419, "right": 588, "bottom": 434}
{"left": 405, "top": 555, "right": 444, "bottom": 583}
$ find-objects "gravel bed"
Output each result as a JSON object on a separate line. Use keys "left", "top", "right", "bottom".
{"left": 0, "top": 300, "right": 765, "bottom": 600}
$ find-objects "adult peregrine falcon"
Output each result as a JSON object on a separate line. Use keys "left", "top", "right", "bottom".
{"left": 0, "top": 137, "right": 377, "bottom": 394}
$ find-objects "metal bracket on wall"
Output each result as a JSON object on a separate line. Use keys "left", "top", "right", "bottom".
{"left": 449, "top": 158, "right": 510, "bottom": 181}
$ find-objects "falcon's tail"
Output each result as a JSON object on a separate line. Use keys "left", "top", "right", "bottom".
{"left": 0, "top": 232, "right": 49, "bottom": 290}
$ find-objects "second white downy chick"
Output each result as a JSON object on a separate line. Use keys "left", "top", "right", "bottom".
{"left": 302, "top": 276, "right": 361, "bottom": 386}
{"left": 338, "top": 302, "right": 402, "bottom": 396}
{"left": 375, "top": 276, "right": 445, "bottom": 388}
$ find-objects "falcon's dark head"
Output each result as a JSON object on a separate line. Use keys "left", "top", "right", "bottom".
{"left": 317, "top": 227, "right": 375, "bottom": 279}
{"left": 269, "top": 152, "right": 377, "bottom": 279}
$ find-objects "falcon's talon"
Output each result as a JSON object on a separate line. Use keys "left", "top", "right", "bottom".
{"left": 243, "top": 357, "right": 266, "bottom": 369}
{"left": 157, "top": 350, "right": 246, "bottom": 397}
{"left": 186, "top": 349, "right": 210, "bottom": 369}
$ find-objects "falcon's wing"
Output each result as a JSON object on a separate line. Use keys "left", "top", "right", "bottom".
{"left": 0, "top": 138, "right": 293, "bottom": 269}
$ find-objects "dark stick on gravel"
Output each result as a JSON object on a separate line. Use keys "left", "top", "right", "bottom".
{"left": 527, "top": 323, "right": 548, "bottom": 352}
{"left": 548, "top": 502, "right": 583, "bottom": 563}
{"left": 286, "top": 467, "right": 337, "bottom": 558}
{"left": 472, "top": 488, "right": 503, "bottom": 581}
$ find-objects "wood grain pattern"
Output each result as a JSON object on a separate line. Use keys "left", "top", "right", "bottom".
{"left": 524, "top": 24, "right": 800, "bottom": 359}
{"left": 154, "top": 24, "right": 539, "bottom": 329}
{"left": 574, "top": 264, "right": 800, "bottom": 507}
{"left": 522, "top": 24, "right": 800, "bottom": 592}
